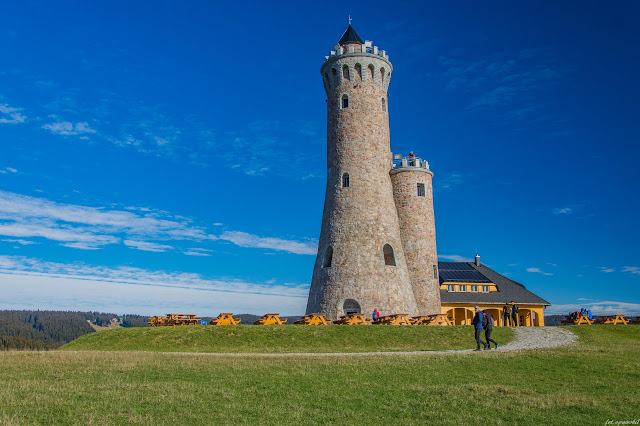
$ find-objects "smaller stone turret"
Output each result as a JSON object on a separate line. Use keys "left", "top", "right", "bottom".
{"left": 390, "top": 152, "right": 441, "bottom": 315}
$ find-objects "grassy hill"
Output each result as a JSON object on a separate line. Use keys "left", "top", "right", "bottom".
{"left": 1, "top": 325, "right": 638, "bottom": 424}
{"left": 61, "top": 324, "right": 513, "bottom": 353}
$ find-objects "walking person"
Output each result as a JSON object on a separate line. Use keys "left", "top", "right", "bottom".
{"left": 472, "top": 306, "right": 487, "bottom": 351}
{"left": 503, "top": 303, "right": 512, "bottom": 326}
{"left": 511, "top": 301, "right": 519, "bottom": 327}
{"left": 482, "top": 310, "right": 499, "bottom": 350}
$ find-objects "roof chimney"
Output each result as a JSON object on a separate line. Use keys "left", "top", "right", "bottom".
{"left": 475, "top": 252, "right": 480, "bottom": 266}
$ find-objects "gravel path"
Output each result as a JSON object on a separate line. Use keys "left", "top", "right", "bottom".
{"left": 156, "top": 327, "right": 577, "bottom": 358}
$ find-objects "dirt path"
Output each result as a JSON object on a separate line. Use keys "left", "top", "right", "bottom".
{"left": 155, "top": 326, "right": 577, "bottom": 357}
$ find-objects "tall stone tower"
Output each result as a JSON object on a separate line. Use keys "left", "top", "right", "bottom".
{"left": 306, "top": 25, "right": 420, "bottom": 319}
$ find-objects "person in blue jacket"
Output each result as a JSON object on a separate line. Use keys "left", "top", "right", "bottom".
{"left": 472, "top": 306, "right": 487, "bottom": 351}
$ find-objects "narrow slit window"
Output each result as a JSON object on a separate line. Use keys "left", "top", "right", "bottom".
{"left": 341, "top": 94, "right": 349, "bottom": 109}
{"left": 343, "top": 65, "right": 350, "bottom": 81}
{"left": 323, "top": 246, "right": 333, "bottom": 268}
{"left": 383, "top": 244, "right": 396, "bottom": 266}
{"left": 382, "top": 98, "right": 386, "bottom": 112}
{"left": 342, "top": 172, "right": 350, "bottom": 188}
{"left": 432, "top": 264, "right": 438, "bottom": 279}
{"left": 417, "top": 183, "right": 426, "bottom": 197}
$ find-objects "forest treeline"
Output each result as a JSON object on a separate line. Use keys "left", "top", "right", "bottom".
{"left": 0, "top": 310, "right": 149, "bottom": 350}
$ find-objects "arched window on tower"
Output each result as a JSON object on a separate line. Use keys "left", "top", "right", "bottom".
{"left": 354, "top": 64, "right": 362, "bottom": 81}
{"left": 381, "top": 97, "right": 386, "bottom": 112}
{"left": 342, "top": 172, "right": 350, "bottom": 188}
{"left": 341, "top": 94, "right": 349, "bottom": 109}
{"left": 380, "top": 68, "right": 385, "bottom": 85}
{"left": 383, "top": 244, "right": 396, "bottom": 266}
{"left": 323, "top": 246, "right": 333, "bottom": 268}
{"left": 332, "top": 68, "right": 337, "bottom": 83}
{"left": 368, "top": 64, "right": 374, "bottom": 83}
{"left": 343, "top": 65, "right": 350, "bottom": 82}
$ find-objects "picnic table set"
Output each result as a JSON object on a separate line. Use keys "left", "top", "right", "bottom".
{"left": 561, "top": 314, "right": 631, "bottom": 325}
{"left": 149, "top": 312, "right": 458, "bottom": 327}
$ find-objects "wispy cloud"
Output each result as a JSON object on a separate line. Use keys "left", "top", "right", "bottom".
{"left": 438, "top": 254, "right": 473, "bottom": 262}
{"left": 553, "top": 207, "right": 572, "bottom": 215}
{"left": 2, "top": 238, "right": 38, "bottom": 245}
{"left": 599, "top": 267, "right": 615, "bottom": 273}
{"left": 0, "top": 190, "right": 316, "bottom": 255}
{"left": 0, "top": 103, "right": 26, "bottom": 124}
{"left": 434, "top": 172, "right": 466, "bottom": 191}
{"left": 219, "top": 231, "right": 317, "bottom": 255}
{"left": 0, "top": 167, "right": 18, "bottom": 174}
{"left": 42, "top": 121, "right": 97, "bottom": 136}
{"left": 526, "top": 267, "right": 553, "bottom": 276}
{"left": 622, "top": 266, "right": 640, "bottom": 276}
{"left": 124, "top": 240, "right": 174, "bottom": 253}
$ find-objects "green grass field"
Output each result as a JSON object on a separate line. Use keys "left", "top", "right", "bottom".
{"left": 60, "top": 324, "right": 513, "bottom": 353}
{"left": 1, "top": 326, "right": 638, "bottom": 424}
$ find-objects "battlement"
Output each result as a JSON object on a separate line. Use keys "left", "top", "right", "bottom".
{"left": 392, "top": 152, "right": 430, "bottom": 171}
{"left": 324, "top": 40, "right": 389, "bottom": 62}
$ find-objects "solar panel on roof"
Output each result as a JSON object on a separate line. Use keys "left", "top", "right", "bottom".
{"left": 438, "top": 262, "right": 475, "bottom": 271}
{"left": 439, "top": 270, "right": 492, "bottom": 283}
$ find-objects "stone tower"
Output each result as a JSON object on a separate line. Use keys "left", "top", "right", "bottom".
{"left": 306, "top": 25, "right": 420, "bottom": 319}
{"left": 390, "top": 153, "right": 441, "bottom": 314}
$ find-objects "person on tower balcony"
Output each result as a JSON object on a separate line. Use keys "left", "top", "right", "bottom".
{"left": 503, "top": 303, "right": 512, "bottom": 326}
{"left": 472, "top": 306, "right": 487, "bottom": 351}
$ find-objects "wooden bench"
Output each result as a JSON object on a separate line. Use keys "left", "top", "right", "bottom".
{"left": 333, "top": 313, "right": 370, "bottom": 325}
{"left": 560, "top": 314, "right": 593, "bottom": 325}
{"left": 209, "top": 313, "right": 241, "bottom": 325}
{"left": 595, "top": 315, "right": 628, "bottom": 325}
{"left": 629, "top": 316, "right": 640, "bottom": 325}
{"left": 148, "top": 315, "right": 169, "bottom": 327}
{"left": 253, "top": 313, "right": 288, "bottom": 325}
{"left": 294, "top": 313, "right": 331, "bottom": 326}
{"left": 373, "top": 313, "right": 412, "bottom": 326}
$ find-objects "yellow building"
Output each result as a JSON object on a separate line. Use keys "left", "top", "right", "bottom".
{"left": 439, "top": 256, "right": 549, "bottom": 326}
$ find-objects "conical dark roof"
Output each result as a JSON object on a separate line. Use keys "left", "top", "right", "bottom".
{"left": 338, "top": 25, "right": 363, "bottom": 45}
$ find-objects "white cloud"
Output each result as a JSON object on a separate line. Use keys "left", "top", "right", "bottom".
{"left": 599, "top": 267, "right": 615, "bottom": 273}
{"left": 546, "top": 300, "right": 640, "bottom": 316}
{"left": 219, "top": 231, "right": 317, "bottom": 255}
{"left": 622, "top": 266, "right": 640, "bottom": 275}
{"left": 42, "top": 121, "right": 97, "bottom": 136}
{"left": 2, "top": 238, "right": 38, "bottom": 245}
{"left": 5, "top": 167, "right": 17, "bottom": 173}
{"left": 0, "top": 255, "right": 309, "bottom": 315}
{"left": 0, "top": 103, "right": 26, "bottom": 124}
{"left": 438, "top": 254, "right": 473, "bottom": 262}
{"left": 183, "top": 251, "right": 211, "bottom": 257}
{"left": 553, "top": 207, "right": 572, "bottom": 215}
{"left": 124, "top": 240, "right": 173, "bottom": 252}
{"left": 526, "top": 267, "right": 553, "bottom": 276}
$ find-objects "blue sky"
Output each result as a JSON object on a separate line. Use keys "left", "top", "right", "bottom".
{"left": 1, "top": 1, "right": 639, "bottom": 316}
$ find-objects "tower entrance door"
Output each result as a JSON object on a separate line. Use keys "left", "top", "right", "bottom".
{"left": 343, "top": 299, "right": 361, "bottom": 315}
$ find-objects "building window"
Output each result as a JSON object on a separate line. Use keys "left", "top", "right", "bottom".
{"left": 342, "top": 172, "right": 350, "bottom": 188}
{"left": 382, "top": 98, "right": 386, "bottom": 112}
{"left": 380, "top": 67, "right": 385, "bottom": 85}
{"left": 343, "top": 65, "right": 350, "bottom": 82}
{"left": 470, "top": 285, "right": 478, "bottom": 292}
{"left": 324, "top": 73, "right": 331, "bottom": 89}
{"left": 341, "top": 94, "right": 349, "bottom": 109}
{"left": 354, "top": 64, "right": 362, "bottom": 81}
{"left": 368, "top": 64, "right": 374, "bottom": 82}
{"left": 417, "top": 183, "right": 425, "bottom": 197}
{"left": 482, "top": 285, "right": 490, "bottom": 293}
{"left": 459, "top": 285, "right": 467, "bottom": 292}
{"left": 447, "top": 285, "right": 455, "bottom": 292}
{"left": 433, "top": 264, "right": 438, "bottom": 279}
{"left": 383, "top": 244, "right": 396, "bottom": 266}
{"left": 323, "top": 246, "right": 333, "bottom": 268}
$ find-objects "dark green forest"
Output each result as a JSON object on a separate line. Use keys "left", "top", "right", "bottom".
{"left": 0, "top": 310, "right": 149, "bottom": 350}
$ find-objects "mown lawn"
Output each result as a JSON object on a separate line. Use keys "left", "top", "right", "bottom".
{"left": 60, "top": 324, "right": 513, "bottom": 353}
{"left": 0, "top": 326, "right": 638, "bottom": 424}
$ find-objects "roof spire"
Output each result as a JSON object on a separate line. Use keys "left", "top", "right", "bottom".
{"left": 349, "top": 15, "right": 352, "bottom": 26}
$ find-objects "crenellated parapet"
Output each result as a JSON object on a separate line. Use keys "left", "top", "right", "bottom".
{"left": 391, "top": 152, "right": 433, "bottom": 175}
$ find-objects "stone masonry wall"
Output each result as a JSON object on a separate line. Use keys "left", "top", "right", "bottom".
{"left": 390, "top": 167, "right": 441, "bottom": 315}
{"left": 306, "top": 50, "right": 419, "bottom": 319}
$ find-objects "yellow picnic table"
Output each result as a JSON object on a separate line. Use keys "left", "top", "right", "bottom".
{"left": 294, "top": 313, "right": 331, "bottom": 325}
{"left": 595, "top": 315, "right": 628, "bottom": 325}
{"left": 411, "top": 314, "right": 452, "bottom": 326}
{"left": 254, "top": 313, "right": 288, "bottom": 325}
{"left": 333, "top": 313, "right": 370, "bottom": 325}
{"left": 560, "top": 314, "right": 593, "bottom": 325}
{"left": 373, "top": 313, "right": 412, "bottom": 326}
{"left": 166, "top": 314, "right": 200, "bottom": 326}
{"left": 148, "top": 315, "right": 169, "bottom": 327}
{"left": 210, "top": 313, "right": 241, "bottom": 325}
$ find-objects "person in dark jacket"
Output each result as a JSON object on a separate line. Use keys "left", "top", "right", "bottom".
{"left": 472, "top": 306, "right": 487, "bottom": 351}
{"left": 511, "top": 301, "right": 519, "bottom": 326}
{"left": 482, "top": 310, "right": 499, "bottom": 350}
{"left": 503, "top": 303, "right": 512, "bottom": 326}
